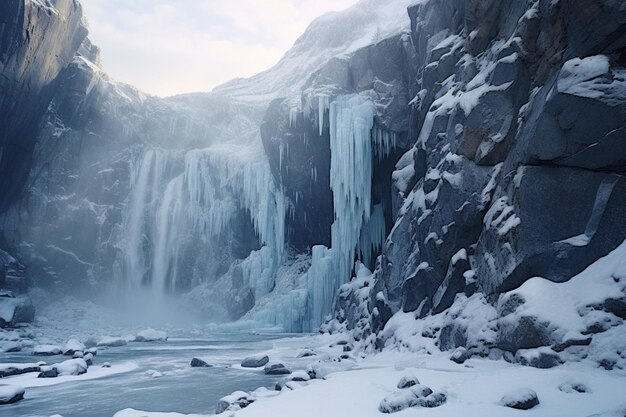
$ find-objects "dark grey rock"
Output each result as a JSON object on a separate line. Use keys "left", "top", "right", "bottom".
{"left": 190, "top": 358, "right": 212, "bottom": 368}
{"left": 241, "top": 355, "right": 269, "bottom": 368}
{"left": 264, "top": 363, "right": 291, "bottom": 375}
{"left": 450, "top": 347, "right": 469, "bottom": 364}
{"left": 38, "top": 368, "right": 59, "bottom": 378}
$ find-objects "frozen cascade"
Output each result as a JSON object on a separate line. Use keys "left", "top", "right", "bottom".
{"left": 307, "top": 95, "right": 378, "bottom": 328}
{"left": 357, "top": 203, "right": 387, "bottom": 267}
{"left": 118, "top": 143, "right": 286, "bottom": 302}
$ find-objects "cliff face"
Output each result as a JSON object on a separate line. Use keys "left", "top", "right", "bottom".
{"left": 314, "top": 0, "right": 626, "bottom": 365}
{"left": 0, "top": 0, "right": 87, "bottom": 216}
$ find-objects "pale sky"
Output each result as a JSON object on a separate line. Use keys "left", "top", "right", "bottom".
{"left": 79, "top": 0, "right": 359, "bottom": 97}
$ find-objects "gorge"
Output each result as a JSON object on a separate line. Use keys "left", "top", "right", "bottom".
{"left": 1, "top": 0, "right": 626, "bottom": 415}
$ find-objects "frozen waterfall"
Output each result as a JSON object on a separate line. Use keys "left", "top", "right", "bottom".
{"left": 117, "top": 143, "right": 286, "bottom": 305}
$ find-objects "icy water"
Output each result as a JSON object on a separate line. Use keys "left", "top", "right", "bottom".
{"left": 0, "top": 334, "right": 294, "bottom": 417}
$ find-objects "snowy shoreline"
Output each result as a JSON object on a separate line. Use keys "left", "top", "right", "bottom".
{"left": 112, "top": 334, "right": 626, "bottom": 417}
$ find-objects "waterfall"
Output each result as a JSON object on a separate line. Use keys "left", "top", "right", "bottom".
{"left": 118, "top": 142, "right": 286, "bottom": 304}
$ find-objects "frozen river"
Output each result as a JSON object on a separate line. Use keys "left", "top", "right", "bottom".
{"left": 0, "top": 334, "right": 296, "bottom": 417}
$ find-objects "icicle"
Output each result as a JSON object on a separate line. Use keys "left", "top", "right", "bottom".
{"left": 318, "top": 95, "right": 330, "bottom": 136}
{"left": 307, "top": 95, "right": 376, "bottom": 328}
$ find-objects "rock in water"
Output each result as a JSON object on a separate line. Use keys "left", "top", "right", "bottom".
{"left": 264, "top": 363, "right": 291, "bottom": 375}
{"left": 97, "top": 337, "right": 127, "bottom": 347}
{"left": 0, "top": 385, "right": 25, "bottom": 404}
{"left": 500, "top": 388, "right": 540, "bottom": 410}
{"left": 135, "top": 329, "right": 168, "bottom": 342}
{"left": 33, "top": 344, "right": 62, "bottom": 356}
{"left": 241, "top": 355, "right": 269, "bottom": 368}
{"left": 190, "top": 358, "right": 212, "bottom": 368}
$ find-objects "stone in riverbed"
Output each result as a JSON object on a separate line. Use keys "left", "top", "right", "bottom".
{"left": 33, "top": 344, "right": 62, "bottom": 356}
{"left": 135, "top": 329, "right": 168, "bottom": 342}
{"left": 0, "top": 385, "right": 25, "bottom": 404}
{"left": 241, "top": 355, "right": 269, "bottom": 368}
{"left": 499, "top": 388, "right": 540, "bottom": 410}
{"left": 264, "top": 363, "right": 291, "bottom": 375}
{"left": 97, "top": 336, "right": 127, "bottom": 347}
{"left": 190, "top": 358, "right": 212, "bottom": 368}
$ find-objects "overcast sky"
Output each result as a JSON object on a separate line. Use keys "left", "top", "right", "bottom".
{"left": 79, "top": 0, "right": 358, "bottom": 97}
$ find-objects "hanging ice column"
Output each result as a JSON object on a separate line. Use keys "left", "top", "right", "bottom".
{"left": 308, "top": 95, "right": 377, "bottom": 327}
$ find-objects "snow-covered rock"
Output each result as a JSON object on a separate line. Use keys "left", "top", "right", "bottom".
{"left": 378, "top": 384, "right": 437, "bottom": 413}
{"left": 135, "top": 329, "right": 168, "bottom": 342}
{"left": 33, "top": 344, "right": 62, "bottom": 356}
{"left": 216, "top": 391, "right": 254, "bottom": 414}
{"left": 241, "top": 355, "right": 269, "bottom": 368}
{"left": 0, "top": 385, "right": 25, "bottom": 404}
{"left": 396, "top": 373, "right": 420, "bottom": 389}
{"left": 499, "top": 388, "right": 540, "bottom": 410}
{"left": 0, "top": 294, "right": 35, "bottom": 328}
{"left": 97, "top": 336, "right": 127, "bottom": 347}
{"left": 63, "top": 338, "right": 85, "bottom": 356}
{"left": 450, "top": 347, "right": 469, "bottom": 364}
{"left": 53, "top": 358, "right": 89, "bottom": 376}
{"left": 0, "top": 362, "right": 41, "bottom": 377}
{"left": 264, "top": 363, "right": 291, "bottom": 375}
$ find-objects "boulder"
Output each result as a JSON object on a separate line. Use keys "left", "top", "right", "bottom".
{"left": 38, "top": 368, "right": 59, "bottom": 378}
{"left": 97, "top": 336, "right": 127, "bottom": 347}
{"left": 0, "top": 363, "right": 41, "bottom": 377}
{"left": 499, "top": 388, "right": 539, "bottom": 410}
{"left": 516, "top": 348, "right": 562, "bottom": 369}
{"left": 135, "top": 329, "right": 168, "bottom": 342}
{"left": 0, "top": 385, "right": 25, "bottom": 404}
{"left": 264, "top": 363, "right": 291, "bottom": 375}
{"left": 378, "top": 385, "right": 437, "bottom": 413}
{"left": 190, "top": 358, "right": 212, "bottom": 368}
{"left": 0, "top": 294, "right": 35, "bottom": 328}
{"left": 241, "top": 355, "right": 269, "bottom": 368}
{"left": 450, "top": 347, "right": 469, "bottom": 364}
{"left": 54, "top": 358, "right": 88, "bottom": 376}
{"left": 397, "top": 373, "right": 420, "bottom": 389}
{"left": 215, "top": 391, "right": 254, "bottom": 414}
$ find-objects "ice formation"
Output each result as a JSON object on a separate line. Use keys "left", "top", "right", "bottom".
{"left": 306, "top": 95, "right": 390, "bottom": 328}
{"left": 118, "top": 142, "right": 286, "bottom": 302}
